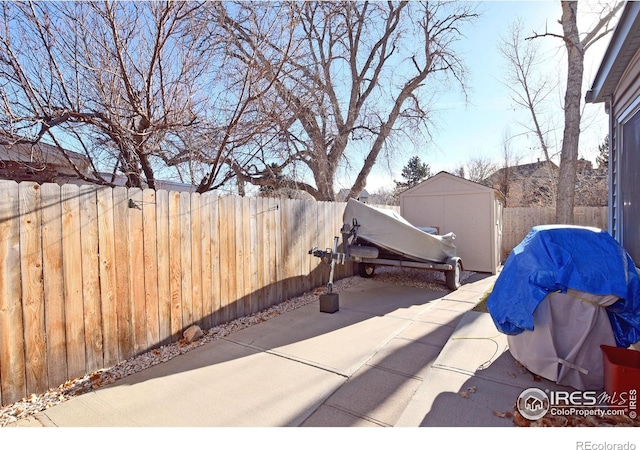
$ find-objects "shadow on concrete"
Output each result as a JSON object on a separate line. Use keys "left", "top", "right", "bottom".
{"left": 56, "top": 271, "right": 495, "bottom": 427}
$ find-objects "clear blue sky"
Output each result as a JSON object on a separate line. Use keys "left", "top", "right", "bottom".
{"left": 358, "top": 0, "right": 618, "bottom": 193}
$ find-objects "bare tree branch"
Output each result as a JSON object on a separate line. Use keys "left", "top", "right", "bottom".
{"left": 215, "top": 1, "right": 478, "bottom": 201}
{"left": 0, "top": 1, "right": 292, "bottom": 193}
{"left": 499, "top": 17, "right": 558, "bottom": 202}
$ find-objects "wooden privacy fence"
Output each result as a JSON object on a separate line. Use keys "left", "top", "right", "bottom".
{"left": 502, "top": 206, "right": 609, "bottom": 257}
{"left": 0, "top": 180, "right": 356, "bottom": 406}
{"left": 0, "top": 180, "right": 610, "bottom": 407}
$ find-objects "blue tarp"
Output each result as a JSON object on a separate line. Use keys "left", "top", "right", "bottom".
{"left": 487, "top": 225, "right": 640, "bottom": 348}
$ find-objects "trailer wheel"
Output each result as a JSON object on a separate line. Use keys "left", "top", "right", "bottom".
{"left": 358, "top": 263, "right": 376, "bottom": 278}
{"left": 445, "top": 258, "right": 462, "bottom": 290}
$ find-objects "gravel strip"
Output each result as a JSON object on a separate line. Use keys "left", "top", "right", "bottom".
{"left": 0, "top": 268, "right": 467, "bottom": 427}
{"left": 371, "top": 265, "right": 474, "bottom": 290}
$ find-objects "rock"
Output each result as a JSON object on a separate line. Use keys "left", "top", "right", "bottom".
{"left": 183, "top": 325, "right": 204, "bottom": 343}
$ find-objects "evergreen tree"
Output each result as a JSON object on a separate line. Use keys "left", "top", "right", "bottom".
{"left": 596, "top": 135, "right": 609, "bottom": 169}
{"left": 394, "top": 156, "right": 431, "bottom": 189}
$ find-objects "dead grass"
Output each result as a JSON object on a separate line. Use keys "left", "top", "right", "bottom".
{"left": 472, "top": 284, "right": 494, "bottom": 313}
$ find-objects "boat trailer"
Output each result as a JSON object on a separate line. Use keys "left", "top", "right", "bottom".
{"left": 309, "top": 220, "right": 463, "bottom": 297}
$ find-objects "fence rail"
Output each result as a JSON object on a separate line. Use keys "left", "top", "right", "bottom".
{"left": 0, "top": 180, "right": 610, "bottom": 406}
{"left": 0, "top": 181, "right": 357, "bottom": 406}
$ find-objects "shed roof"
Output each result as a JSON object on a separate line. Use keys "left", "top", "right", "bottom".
{"left": 586, "top": 1, "right": 640, "bottom": 104}
{"left": 399, "top": 171, "right": 505, "bottom": 202}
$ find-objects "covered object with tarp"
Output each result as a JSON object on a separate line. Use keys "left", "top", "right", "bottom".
{"left": 342, "top": 198, "right": 456, "bottom": 264}
{"left": 487, "top": 225, "right": 640, "bottom": 390}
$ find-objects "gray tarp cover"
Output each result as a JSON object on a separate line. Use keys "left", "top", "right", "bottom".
{"left": 507, "top": 289, "right": 618, "bottom": 390}
{"left": 343, "top": 198, "right": 456, "bottom": 264}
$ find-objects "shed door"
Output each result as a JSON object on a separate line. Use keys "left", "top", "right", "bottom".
{"left": 442, "top": 193, "right": 492, "bottom": 273}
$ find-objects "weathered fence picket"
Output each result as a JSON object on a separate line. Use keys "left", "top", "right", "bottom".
{"left": 501, "top": 206, "right": 608, "bottom": 257}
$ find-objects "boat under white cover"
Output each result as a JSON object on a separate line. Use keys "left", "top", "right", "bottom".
{"left": 342, "top": 198, "right": 456, "bottom": 264}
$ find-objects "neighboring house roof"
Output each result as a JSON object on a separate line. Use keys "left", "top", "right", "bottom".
{"left": 483, "top": 159, "right": 607, "bottom": 207}
{"left": 0, "top": 132, "right": 198, "bottom": 192}
{"left": 486, "top": 160, "right": 558, "bottom": 182}
{"left": 0, "top": 132, "right": 91, "bottom": 182}
{"left": 586, "top": 1, "right": 640, "bottom": 104}
{"left": 336, "top": 188, "right": 384, "bottom": 204}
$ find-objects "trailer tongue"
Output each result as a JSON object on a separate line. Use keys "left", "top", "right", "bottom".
{"left": 309, "top": 199, "right": 463, "bottom": 291}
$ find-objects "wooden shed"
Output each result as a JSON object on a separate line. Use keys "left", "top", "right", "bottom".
{"left": 399, "top": 171, "right": 505, "bottom": 274}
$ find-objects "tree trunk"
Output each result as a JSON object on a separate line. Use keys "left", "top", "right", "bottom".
{"left": 556, "top": 1, "right": 583, "bottom": 224}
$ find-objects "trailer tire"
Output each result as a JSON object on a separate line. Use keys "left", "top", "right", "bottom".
{"left": 358, "top": 263, "right": 376, "bottom": 278}
{"left": 445, "top": 258, "right": 462, "bottom": 290}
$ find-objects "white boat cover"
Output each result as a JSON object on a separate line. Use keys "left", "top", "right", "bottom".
{"left": 342, "top": 198, "right": 456, "bottom": 263}
{"left": 507, "top": 289, "right": 618, "bottom": 390}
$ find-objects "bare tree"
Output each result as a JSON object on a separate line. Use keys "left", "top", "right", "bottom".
{"left": 451, "top": 165, "right": 465, "bottom": 179}
{"left": 499, "top": 18, "right": 560, "bottom": 205}
{"left": 495, "top": 128, "right": 524, "bottom": 206}
{"left": 0, "top": 1, "right": 292, "bottom": 193}
{"left": 528, "top": 1, "right": 622, "bottom": 223}
{"left": 465, "top": 157, "right": 499, "bottom": 184}
{"left": 188, "top": 2, "right": 296, "bottom": 193}
{"left": 451, "top": 156, "right": 497, "bottom": 184}
{"left": 216, "top": 1, "right": 479, "bottom": 201}
{"left": 499, "top": 18, "right": 557, "bottom": 166}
